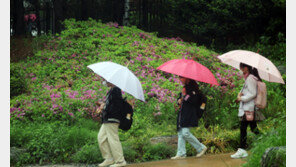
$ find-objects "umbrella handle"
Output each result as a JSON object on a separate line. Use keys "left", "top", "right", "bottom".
{"left": 126, "top": 61, "right": 130, "bottom": 68}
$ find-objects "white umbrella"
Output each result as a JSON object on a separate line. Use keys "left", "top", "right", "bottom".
{"left": 87, "top": 61, "right": 145, "bottom": 102}
{"left": 218, "top": 50, "right": 285, "bottom": 84}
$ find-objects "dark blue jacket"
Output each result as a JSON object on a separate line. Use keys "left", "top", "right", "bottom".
{"left": 176, "top": 83, "right": 203, "bottom": 131}
{"left": 102, "top": 86, "right": 123, "bottom": 123}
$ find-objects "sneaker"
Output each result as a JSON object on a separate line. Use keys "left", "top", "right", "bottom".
{"left": 98, "top": 159, "right": 114, "bottom": 167}
{"left": 110, "top": 161, "right": 127, "bottom": 167}
{"left": 230, "top": 148, "right": 248, "bottom": 159}
{"left": 196, "top": 147, "right": 207, "bottom": 158}
{"left": 171, "top": 155, "right": 186, "bottom": 160}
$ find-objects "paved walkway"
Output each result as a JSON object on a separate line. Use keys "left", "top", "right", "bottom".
{"left": 128, "top": 153, "right": 247, "bottom": 167}
{"left": 25, "top": 153, "right": 247, "bottom": 167}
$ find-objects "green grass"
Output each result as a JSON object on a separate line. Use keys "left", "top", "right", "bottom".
{"left": 10, "top": 19, "right": 286, "bottom": 166}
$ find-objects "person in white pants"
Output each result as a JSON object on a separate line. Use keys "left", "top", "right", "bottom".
{"left": 97, "top": 81, "right": 126, "bottom": 167}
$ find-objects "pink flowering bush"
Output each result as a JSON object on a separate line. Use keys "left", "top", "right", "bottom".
{"left": 10, "top": 19, "right": 285, "bottom": 165}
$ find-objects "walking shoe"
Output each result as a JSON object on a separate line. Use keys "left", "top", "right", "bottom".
{"left": 110, "top": 161, "right": 127, "bottom": 167}
{"left": 230, "top": 148, "right": 248, "bottom": 159}
{"left": 171, "top": 155, "right": 186, "bottom": 160}
{"left": 98, "top": 159, "right": 114, "bottom": 167}
{"left": 196, "top": 147, "right": 207, "bottom": 157}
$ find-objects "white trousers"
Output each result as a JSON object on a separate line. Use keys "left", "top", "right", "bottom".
{"left": 98, "top": 123, "right": 125, "bottom": 163}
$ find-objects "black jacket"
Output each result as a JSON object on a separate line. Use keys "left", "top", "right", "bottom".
{"left": 102, "top": 86, "right": 123, "bottom": 123}
{"left": 176, "top": 84, "right": 203, "bottom": 131}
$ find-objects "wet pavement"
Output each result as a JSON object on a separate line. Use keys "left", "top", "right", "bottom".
{"left": 24, "top": 153, "right": 247, "bottom": 167}
{"left": 128, "top": 153, "right": 247, "bottom": 167}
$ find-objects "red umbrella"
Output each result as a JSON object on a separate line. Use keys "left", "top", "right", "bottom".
{"left": 157, "top": 59, "right": 219, "bottom": 86}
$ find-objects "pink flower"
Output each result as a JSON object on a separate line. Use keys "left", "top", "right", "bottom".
{"left": 68, "top": 112, "right": 74, "bottom": 117}
{"left": 52, "top": 104, "right": 58, "bottom": 109}
{"left": 32, "top": 77, "right": 37, "bottom": 81}
{"left": 148, "top": 92, "right": 155, "bottom": 98}
{"left": 42, "top": 114, "right": 45, "bottom": 117}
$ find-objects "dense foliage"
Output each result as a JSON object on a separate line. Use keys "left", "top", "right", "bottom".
{"left": 10, "top": 19, "right": 286, "bottom": 166}
{"left": 10, "top": 63, "right": 27, "bottom": 97}
{"left": 130, "top": 0, "right": 286, "bottom": 53}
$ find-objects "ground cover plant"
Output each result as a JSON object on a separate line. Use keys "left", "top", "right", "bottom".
{"left": 10, "top": 19, "right": 286, "bottom": 166}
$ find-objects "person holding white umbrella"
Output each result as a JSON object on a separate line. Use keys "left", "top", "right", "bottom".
{"left": 231, "top": 63, "right": 262, "bottom": 159}
{"left": 96, "top": 81, "right": 127, "bottom": 167}
{"left": 87, "top": 61, "right": 145, "bottom": 167}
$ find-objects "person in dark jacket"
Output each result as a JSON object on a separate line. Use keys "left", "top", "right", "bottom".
{"left": 97, "top": 80, "right": 127, "bottom": 167}
{"left": 171, "top": 76, "right": 207, "bottom": 160}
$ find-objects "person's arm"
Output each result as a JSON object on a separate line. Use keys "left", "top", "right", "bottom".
{"left": 240, "top": 77, "right": 257, "bottom": 103}
{"left": 177, "top": 92, "right": 182, "bottom": 105}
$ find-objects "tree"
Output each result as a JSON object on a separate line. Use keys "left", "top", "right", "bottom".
{"left": 32, "top": 0, "right": 41, "bottom": 35}
{"left": 53, "top": 0, "right": 67, "bottom": 33}
{"left": 11, "top": 0, "right": 25, "bottom": 36}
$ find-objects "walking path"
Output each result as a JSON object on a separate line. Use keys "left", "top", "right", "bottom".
{"left": 25, "top": 153, "right": 247, "bottom": 167}
{"left": 128, "top": 153, "right": 246, "bottom": 167}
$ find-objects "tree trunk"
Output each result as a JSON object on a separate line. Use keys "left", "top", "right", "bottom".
{"left": 123, "top": 0, "right": 129, "bottom": 26}
{"left": 80, "top": 0, "right": 88, "bottom": 20}
{"left": 33, "top": 0, "right": 41, "bottom": 35}
{"left": 142, "top": 0, "right": 148, "bottom": 30}
{"left": 53, "top": 0, "right": 65, "bottom": 33}
{"left": 45, "top": 2, "right": 51, "bottom": 34}
{"left": 12, "top": 0, "right": 25, "bottom": 36}
{"left": 113, "top": 0, "right": 124, "bottom": 25}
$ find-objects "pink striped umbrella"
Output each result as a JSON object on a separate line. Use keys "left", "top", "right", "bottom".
{"left": 157, "top": 59, "right": 219, "bottom": 85}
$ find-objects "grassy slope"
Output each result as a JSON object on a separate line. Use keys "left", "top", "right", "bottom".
{"left": 10, "top": 19, "right": 286, "bottom": 165}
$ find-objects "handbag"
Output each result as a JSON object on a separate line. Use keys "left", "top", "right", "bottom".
{"left": 244, "top": 111, "right": 254, "bottom": 121}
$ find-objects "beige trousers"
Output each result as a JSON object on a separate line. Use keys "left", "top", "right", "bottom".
{"left": 98, "top": 123, "right": 125, "bottom": 163}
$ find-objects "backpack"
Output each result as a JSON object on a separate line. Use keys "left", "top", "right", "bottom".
{"left": 119, "top": 98, "right": 134, "bottom": 131}
{"left": 253, "top": 76, "right": 267, "bottom": 109}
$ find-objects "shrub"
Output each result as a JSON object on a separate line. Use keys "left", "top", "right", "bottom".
{"left": 10, "top": 119, "right": 99, "bottom": 165}
{"left": 142, "top": 143, "right": 175, "bottom": 161}
{"left": 10, "top": 63, "right": 26, "bottom": 97}
{"left": 122, "top": 142, "right": 139, "bottom": 163}
{"left": 243, "top": 125, "right": 286, "bottom": 167}
{"left": 71, "top": 144, "right": 103, "bottom": 163}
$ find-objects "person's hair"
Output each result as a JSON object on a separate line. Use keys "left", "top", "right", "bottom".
{"left": 185, "top": 79, "right": 201, "bottom": 94}
{"left": 239, "top": 63, "right": 262, "bottom": 81}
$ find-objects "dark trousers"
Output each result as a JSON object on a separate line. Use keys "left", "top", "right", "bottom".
{"left": 240, "top": 120, "right": 260, "bottom": 149}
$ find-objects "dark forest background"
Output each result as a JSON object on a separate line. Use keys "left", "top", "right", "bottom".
{"left": 11, "top": 0, "right": 286, "bottom": 53}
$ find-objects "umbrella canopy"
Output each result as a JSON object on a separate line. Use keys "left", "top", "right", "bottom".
{"left": 218, "top": 50, "right": 285, "bottom": 84}
{"left": 157, "top": 59, "right": 219, "bottom": 85}
{"left": 87, "top": 61, "right": 145, "bottom": 102}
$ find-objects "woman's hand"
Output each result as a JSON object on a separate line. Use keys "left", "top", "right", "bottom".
{"left": 96, "top": 103, "right": 105, "bottom": 114}
{"left": 237, "top": 93, "right": 243, "bottom": 101}
{"left": 96, "top": 107, "right": 102, "bottom": 114}
{"left": 178, "top": 98, "right": 182, "bottom": 105}
{"left": 100, "top": 103, "right": 105, "bottom": 109}
{"left": 238, "top": 92, "right": 243, "bottom": 98}
{"left": 237, "top": 96, "right": 242, "bottom": 101}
